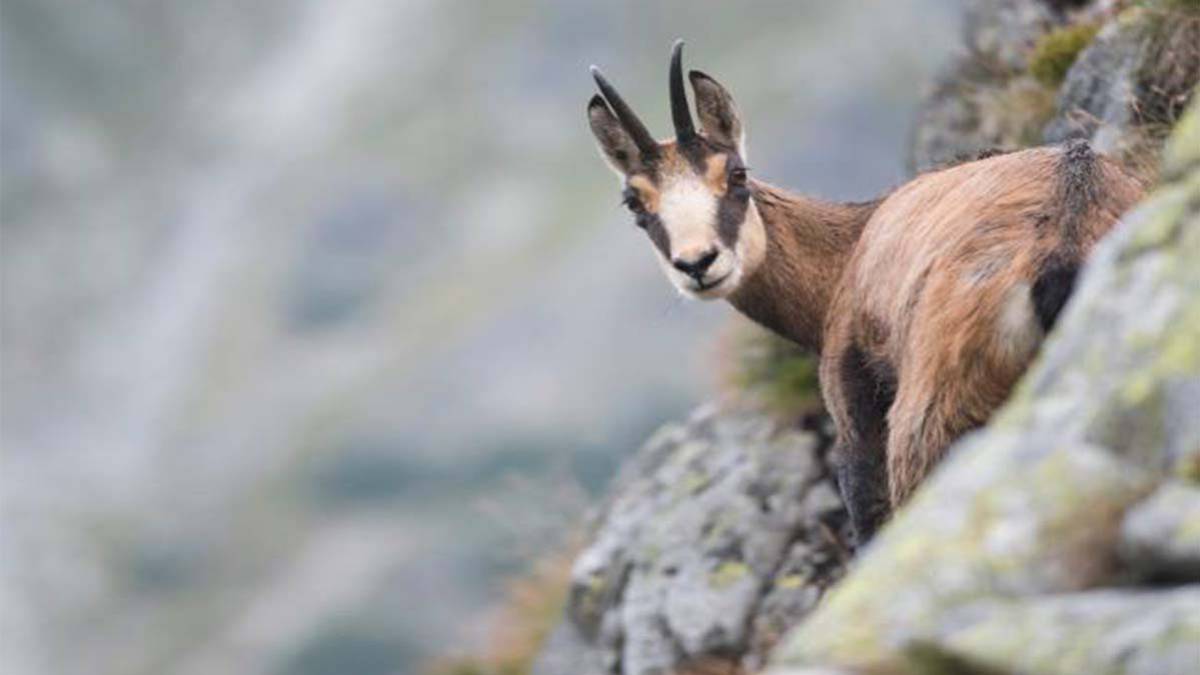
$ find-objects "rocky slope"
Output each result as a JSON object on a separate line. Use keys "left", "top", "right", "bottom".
{"left": 536, "top": 406, "right": 846, "bottom": 674}
{"left": 537, "top": 1, "right": 1200, "bottom": 673}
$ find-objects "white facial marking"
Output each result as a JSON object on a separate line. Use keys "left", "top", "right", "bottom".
{"left": 658, "top": 175, "right": 717, "bottom": 261}
{"left": 646, "top": 173, "right": 765, "bottom": 301}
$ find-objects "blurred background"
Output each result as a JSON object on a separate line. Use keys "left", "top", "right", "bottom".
{"left": 1, "top": 2, "right": 962, "bottom": 673}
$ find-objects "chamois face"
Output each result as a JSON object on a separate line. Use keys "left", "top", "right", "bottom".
{"left": 587, "top": 43, "right": 767, "bottom": 300}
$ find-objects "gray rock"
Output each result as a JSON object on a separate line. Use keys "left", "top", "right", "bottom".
{"left": 909, "top": 0, "right": 1067, "bottom": 172}
{"left": 1120, "top": 481, "right": 1200, "bottom": 582}
{"left": 1044, "top": 2, "right": 1200, "bottom": 170}
{"left": 772, "top": 587, "right": 1200, "bottom": 675}
{"left": 555, "top": 405, "right": 848, "bottom": 674}
{"left": 963, "top": 0, "right": 1065, "bottom": 72}
{"left": 931, "top": 588, "right": 1200, "bottom": 675}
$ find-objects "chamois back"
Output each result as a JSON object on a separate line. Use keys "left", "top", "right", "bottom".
{"left": 829, "top": 142, "right": 1144, "bottom": 508}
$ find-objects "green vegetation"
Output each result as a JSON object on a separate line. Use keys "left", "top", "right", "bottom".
{"left": 1150, "top": 0, "right": 1200, "bottom": 11}
{"left": 890, "top": 641, "right": 1014, "bottom": 675}
{"left": 1028, "top": 22, "right": 1101, "bottom": 87}
{"left": 724, "top": 323, "right": 823, "bottom": 420}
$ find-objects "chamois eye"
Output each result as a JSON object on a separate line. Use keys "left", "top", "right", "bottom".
{"left": 729, "top": 167, "right": 748, "bottom": 187}
{"left": 621, "top": 189, "right": 645, "bottom": 215}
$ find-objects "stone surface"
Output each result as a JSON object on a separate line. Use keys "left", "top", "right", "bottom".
{"left": 909, "top": 0, "right": 1067, "bottom": 172}
{"left": 773, "top": 97, "right": 1200, "bottom": 674}
{"left": 963, "top": 0, "right": 1066, "bottom": 72}
{"left": 1044, "top": 2, "right": 1200, "bottom": 172}
{"left": 927, "top": 589, "right": 1200, "bottom": 675}
{"left": 909, "top": 59, "right": 1058, "bottom": 173}
{"left": 536, "top": 405, "right": 848, "bottom": 675}
{"left": 771, "top": 589, "right": 1200, "bottom": 675}
{"left": 1119, "top": 481, "right": 1200, "bottom": 582}
{"left": 912, "top": 0, "right": 1200, "bottom": 175}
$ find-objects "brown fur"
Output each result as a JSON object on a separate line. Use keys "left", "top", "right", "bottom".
{"left": 739, "top": 146, "right": 1143, "bottom": 518}
{"left": 587, "top": 51, "right": 1145, "bottom": 543}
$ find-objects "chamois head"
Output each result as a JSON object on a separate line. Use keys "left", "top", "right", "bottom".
{"left": 587, "top": 41, "right": 766, "bottom": 299}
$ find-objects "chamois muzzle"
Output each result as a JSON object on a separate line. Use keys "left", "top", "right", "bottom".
{"left": 590, "top": 65, "right": 659, "bottom": 158}
{"left": 669, "top": 40, "right": 695, "bottom": 143}
{"left": 672, "top": 248, "right": 718, "bottom": 280}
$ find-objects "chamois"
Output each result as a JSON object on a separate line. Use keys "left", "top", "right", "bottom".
{"left": 587, "top": 42, "right": 1145, "bottom": 544}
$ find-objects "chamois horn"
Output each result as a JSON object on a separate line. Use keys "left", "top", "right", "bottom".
{"left": 591, "top": 65, "right": 659, "bottom": 157}
{"left": 669, "top": 40, "right": 695, "bottom": 142}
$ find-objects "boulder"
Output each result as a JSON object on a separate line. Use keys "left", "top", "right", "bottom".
{"left": 535, "top": 405, "right": 849, "bottom": 675}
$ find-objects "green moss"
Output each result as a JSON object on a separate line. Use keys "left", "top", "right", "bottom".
{"left": 1028, "top": 22, "right": 1102, "bottom": 87}
{"left": 1177, "top": 453, "right": 1200, "bottom": 483}
{"left": 681, "top": 469, "right": 713, "bottom": 495}
{"left": 728, "top": 325, "right": 822, "bottom": 418}
{"left": 775, "top": 574, "right": 806, "bottom": 590}
{"left": 1162, "top": 93, "right": 1200, "bottom": 178}
{"left": 708, "top": 561, "right": 750, "bottom": 589}
{"left": 896, "top": 641, "right": 1015, "bottom": 675}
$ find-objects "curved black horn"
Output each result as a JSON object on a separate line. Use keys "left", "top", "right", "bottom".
{"left": 669, "top": 40, "right": 695, "bottom": 142}
{"left": 590, "top": 65, "right": 659, "bottom": 157}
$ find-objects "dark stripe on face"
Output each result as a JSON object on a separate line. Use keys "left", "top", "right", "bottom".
{"left": 716, "top": 184, "right": 749, "bottom": 248}
{"left": 642, "top": 213, "right": 671, "bottom": 258}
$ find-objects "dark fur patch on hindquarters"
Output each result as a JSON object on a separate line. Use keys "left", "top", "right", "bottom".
{"left": 835, "top": 344, "right": 897, "bottom": 545}
{"left": 1032, "top": 256, "right": 1079, "bottom": 332}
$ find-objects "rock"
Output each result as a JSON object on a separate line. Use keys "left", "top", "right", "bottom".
{"left": 1119, "top": 481, "right": 1200, "bottom": 582}
{"left": 543, "top": 405, "right": 849, "bottom": 675}
{"left": 963, "top": 0, "right": 1066, "bottom": 72}
{"left": 909, "top": 60, "right": 1058, "bottom": 173}
{"left": 909, "top": 0, "right": 1069, "bottom": 172}
{"left": 927, "top": 589, "right": 1200, "bottom": 675}
{"left": 911, "top": 0, "right": 1200, "bottom": 176}
{"left": 772, "top": 96, "right": 1200, "bottom": 673}
{"left": 770, "top": 589, "right": 1200, "bottom": 675}
{"left": 1044, "top": 1, "right": 1200, "bottom": 173}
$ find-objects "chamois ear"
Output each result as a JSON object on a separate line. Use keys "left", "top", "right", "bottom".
{"left": 689, "top": 70, "right": 745, "bottom": 156}
{"left": 588, "top": 95, "right": 644, "bottom": 176}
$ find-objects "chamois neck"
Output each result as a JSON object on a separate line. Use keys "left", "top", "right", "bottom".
{"left": 729, "top": 180, "right": 878, "bottom": 353}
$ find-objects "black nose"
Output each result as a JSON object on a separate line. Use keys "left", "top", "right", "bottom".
{"left": 672, "top": 248, "right": 719, "bottom": 279}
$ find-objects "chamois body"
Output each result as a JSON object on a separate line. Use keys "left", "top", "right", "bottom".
{"left": 586, "top": 43, "right": 1145, "bottom": 543}
{"left": 736, "top": 145, "right": 1143, "bottom": 539}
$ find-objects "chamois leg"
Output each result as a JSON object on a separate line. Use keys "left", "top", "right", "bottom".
{"left": 885, "top": 379, "right": 990, "bottom": 507}
{"left": 822, "top": 344, "right": 896, "bottom": 547}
